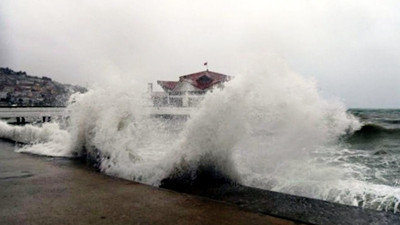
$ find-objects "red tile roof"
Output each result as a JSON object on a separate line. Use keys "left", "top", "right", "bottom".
{"left": 157, "top": 81, "right": 178, "bottom": 91}
{"left": 179, "top": 70, "right": 231, "bottom": 90}
{"left": 157, "top": 70, "right": 231, "bottom": 91}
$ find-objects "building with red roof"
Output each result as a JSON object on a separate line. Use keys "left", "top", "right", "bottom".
{"left": 150, "top": 70, "right": 231, "bottom": 107}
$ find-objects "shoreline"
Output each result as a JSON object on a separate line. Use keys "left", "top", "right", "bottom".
{"left": 1, "top": 140, "right": 399, "bottom": 224}
{"left": 0, "top": 141, "right": 301, "bottom": 225}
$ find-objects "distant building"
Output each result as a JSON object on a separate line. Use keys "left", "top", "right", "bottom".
{"left": 3, "top": 87, "right": 15, "bottom": 92}
{"left": 0, "top": 92, "right": 7, "bottom": 100}
{"left": 0, "top": 67, "right": 87, "bottom": 106}
{"left": 150, "top": 70, "right": 232, "bottom": 107}
{"left": 16, "top": 79, "right": 35, "bottom": 86}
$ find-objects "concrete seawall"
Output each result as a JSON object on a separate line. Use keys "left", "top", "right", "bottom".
{"left": 0, "top": 141, "right": 301, "bottom": 225}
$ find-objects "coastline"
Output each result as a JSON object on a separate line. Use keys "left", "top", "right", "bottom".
{"left": 0, "top": 141, "right": 300, "bottom": 225}
{"left": 1, "top": 140, "right": 399, "bottom": 224}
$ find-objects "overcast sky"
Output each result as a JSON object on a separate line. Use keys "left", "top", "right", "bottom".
{"left": 1, "top": 0, "right": 399, "bottom": 108}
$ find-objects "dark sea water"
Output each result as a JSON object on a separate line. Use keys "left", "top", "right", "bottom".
{"left": 347, "top": 109, "right": 400, "bottom": 187}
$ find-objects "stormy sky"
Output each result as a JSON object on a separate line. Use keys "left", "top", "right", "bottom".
{"left": 1, "top": 0, "right": 399, "bottom": 108}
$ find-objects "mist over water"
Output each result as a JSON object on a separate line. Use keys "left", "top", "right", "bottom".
{"left": 1, "top": 62, "right": 400, "bottom": 212}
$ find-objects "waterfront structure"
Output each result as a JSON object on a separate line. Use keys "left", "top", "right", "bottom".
{"left": 150, "top": 70, "right": 231, "bottom": 107}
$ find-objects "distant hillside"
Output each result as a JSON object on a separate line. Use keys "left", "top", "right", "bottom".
{"left": 0, "top": 67, "right": 87, "bottom": 107}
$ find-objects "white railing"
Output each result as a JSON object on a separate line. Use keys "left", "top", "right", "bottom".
{"left": 0, "top": 106, "right": 194, "bottom": 120}
{"left": 0, "top": 107, "right": 66, "bottom": 118}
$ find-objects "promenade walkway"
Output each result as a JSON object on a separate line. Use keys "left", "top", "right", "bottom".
{"left": 0, "top": 141, "right": 299, "bottom": 225}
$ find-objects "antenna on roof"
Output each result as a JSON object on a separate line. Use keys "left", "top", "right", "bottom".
{"left": 203, "top": 62, "right": 208, "bottom": 71}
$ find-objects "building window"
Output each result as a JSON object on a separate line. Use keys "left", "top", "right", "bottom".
{"left": 197, "top": 75, "right": 212, "bottom": 84}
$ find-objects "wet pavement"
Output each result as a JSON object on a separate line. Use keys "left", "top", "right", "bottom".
{"left": 0, "top": 141, "right": 301, "bottom": 225}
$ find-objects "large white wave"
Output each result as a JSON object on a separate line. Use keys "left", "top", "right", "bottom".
{"left": 0, "top": 121, "right": 72, "bottom": 157}
{"left": 1, "top": 60, "right": 400, "bottom": 212}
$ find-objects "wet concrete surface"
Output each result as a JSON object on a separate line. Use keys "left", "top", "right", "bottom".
{"left": 160, "top": 165, "right": 400, "bottom": 225}
{"left": 171, "top": 184, "right": 400, "bottom": 225}
{"left": 0, "top": 141, "right": 301, "bottom": 225}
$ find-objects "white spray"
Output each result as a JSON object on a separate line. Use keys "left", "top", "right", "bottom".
{"left": 1, "top": 60, "right": 400, "bottom": 212}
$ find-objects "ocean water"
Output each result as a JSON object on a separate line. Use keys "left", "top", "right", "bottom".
{"left": 0, "top": 64, "right": 399, "bottom": 213}
{"left": 344, "top": 109, "right": 400, "bottom": 189}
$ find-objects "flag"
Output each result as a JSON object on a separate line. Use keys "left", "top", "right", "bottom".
{"left": 204, "top": 62, "right": 208, "bottom": 66}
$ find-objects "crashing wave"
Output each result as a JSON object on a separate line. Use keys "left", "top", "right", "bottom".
{"left": 1, "top": 60, "right": 400, "bottom": 212}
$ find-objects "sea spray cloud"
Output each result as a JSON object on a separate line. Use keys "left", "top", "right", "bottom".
{"left": 152, "top": 59, "right": 361, "bottom": 189}
{"left": 170, "top": 61, "right": 360, "bottom": 187}
{"left": 64, "top": 83, "right": 182, "bottom": 184}
{"left": 7, "top": 61, "right": 400, "bottom": 211}
{"left": 0, "top": 61, "right": 359, "bottom": 184}
{"left": 0, "top": 121, "right": 73, "bottom": 157}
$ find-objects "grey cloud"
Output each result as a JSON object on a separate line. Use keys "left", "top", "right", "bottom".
{"left": 1, "top": 0, "right": 399, "bottom": 108}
